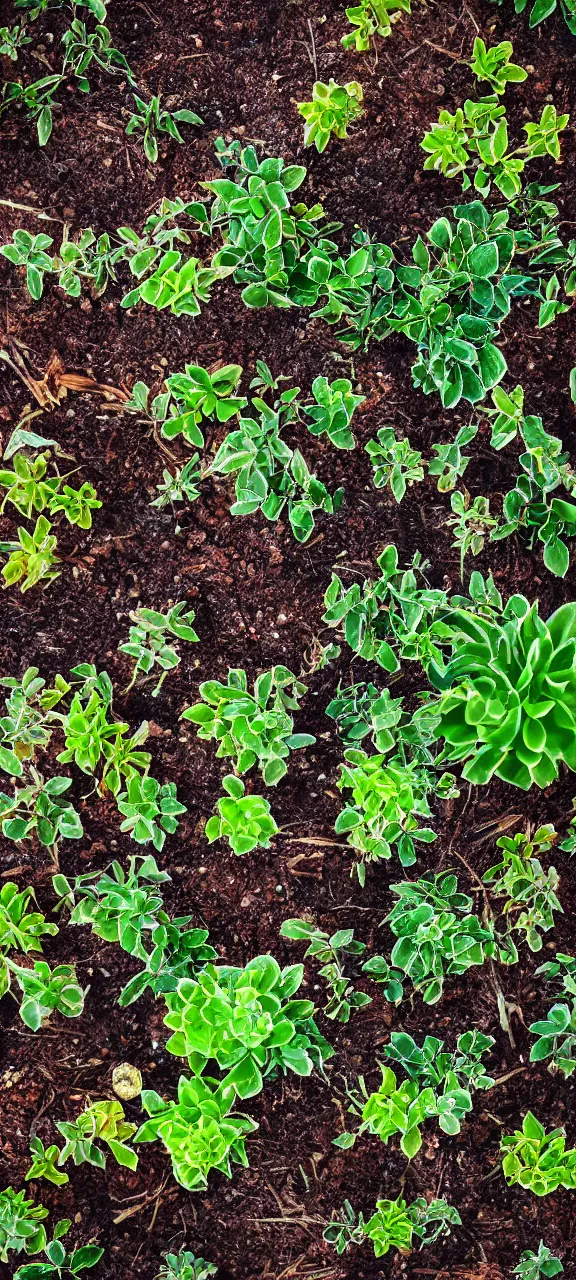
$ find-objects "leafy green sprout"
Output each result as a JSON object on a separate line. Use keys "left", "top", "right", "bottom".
{"left": 205, "top": 775, "right": 279, "bottom": 855}
{"left": 297, "top": 80, "right": 364, "bottom": 152}
{"left": 1, "top": 516, "right": 60, "bottom": 592}
{"left": 445, "top": 489, "right": 499, "bottom": 577}
{"left": 135, "top": 1073, "right": 258, "bottom": 1192}
{"left": 56, "top": 1099, "right": 138, "bottom": 1171}
{"left": 493, "top": 0, "right": 576, "bottom": 36}
{"left": 428, "top": 423, "right": 478, "bottom": 492}
{"left": 469, "top": 38, "right": 528, "bottom": 95}
{"left": 126, "top": 94, "right": 203, "bottom": 164}
{"left": 512, "top": 1242, "right": 564, "bottom": 1280}
{"left": 341, "top": 0, "right": 411, "bottom": 50}
{"left": 483, "top": 825, "right": 562, "bottom": 954}
{"left": 0, "top": 770, "right": 83, "bottom": 851}
{"left": 323, "top": 1195, "right": 461, "bottom": 1257}
{"left": 182, "top": 666, "right": 315, "bottom": 786}
{"left": 0, "top": 1186, "right": 49, "bottom": 1262}
{"left": 5, "top": 958, "right": 85, "bottom": 1030}
{"left": 26, "top": 1137, "right": 69, "bottom": 1188}
{"left": 118, "top": 603, "right": 199, "bottom": 696}
{"left": 156, "top": 1252, "right": 217, "bottom": 1280}
{"left": 500, "top": 1111, "right": 576, "bottom": 1196}
{"left": 280, "top": 917, "right": 371, "bottom": 1022}
{"left": 365, "top": 427, "right": 425, "bottom": 501}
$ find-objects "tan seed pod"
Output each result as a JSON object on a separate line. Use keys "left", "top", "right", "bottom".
{"left": 112, "top": 1063, "right": 142, "bottom": 1101}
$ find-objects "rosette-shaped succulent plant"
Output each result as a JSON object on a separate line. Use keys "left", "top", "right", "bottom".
{"left": 429, "top": 598, "right": 576, "bottom": 790}
{"left": 162, "top": 954, "right": 333, "bottom": 1098}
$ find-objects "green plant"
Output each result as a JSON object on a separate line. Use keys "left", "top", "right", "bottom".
{"left": 364, "top": 872, "right": 503, "bottom": 1004}
{"left": 163, "top": 362, "right": 246, "bottom": 447}
{"left": 335, "top": 748, "right": 455, "bottom": 882}
{"left": 469, "top": 38, "right": 528, "bottom": 95}
{"left": 48, "top": 482, "right": 101, "bottom": 530}
{"left": 513, "top": 1241, "right": 564, "bottom": 1279}
{"left": 1, "top": 516, "right": 60, "bottom": 592}
{"left": 14, "top": 1232, "right": 103, "bottom": 1279}
{"left": 341, "top": 0, "right": 411, "bottom": 50}
{"left": 529, "top": 953, "right": 576, "bottom": 1078}
{"left": 55, "top": 858, "right": 215, "bottom": 1006}
{"left": 303, "top": 376, "right": 364, "bottom": 449}
{"left": 428, "top": 593, "right": 576, "bottom": 789}
{"left": 26, "top": 1137, "right": 69, "bottom": 1188}
{"left": 56, "top": 1099, "right": 138, "bottom": 1171}
{"left": 500, "top": 1111, "right": 576, "bottom": 1195}
{"left": 492, "top": 0, "right": 576, "bottom": 36}
{"left": 298, "top": 80, "right": 364, "bottom": 152}
{"left": 124, "top": 251, "right": 227, "bottom": 318}
{"left": 151, "top": 458, "right": 202, "bottom": 514}
{"left": 6, "top": 958, "right": 84, "bottom": 1030}
{"left": 325, "top": 682, "right": 404, "bottom": 752}
{"left": 0, "top": 24, "right": 31, "bottom": 59}
{"left": 182, "top": 666, "right": 315, "bottom": 786}
{"left": 205, "top": 775, "right": 279, "bottom": 855}
{"left": 0, "top": 882, "right": 58, "bottom": 1005}
{"left": 365, "top": 427, "right": 425, "bottom": 501}
{"left": 118, "top": 603, "right": 199, "bottom": 696}
{"left": 323, "top": 1195, "right": 460, "bottom": 1256}
{"left": 429, "top": 424, "right": 478, "bottom": 492}
{"left": 117, "top": 773, "right": 185, "bottom": 843}
{"left": 0, "top": 1187, "right": 49, "bottom": 1262}
{"left": 1, "top": 75, "right": 64, "bottom": 146}
{"left": 206, "top": 394, "right": 344, "bottom": 543}
{"left": 363, "top": 1197, "right": 460, "bottom": 1257}
{"left": 492, "top": 413, "right": 576, "bottom": 578}
{"left": 336, "top": 1028, "right": 493, "bottom": 1156}
{"left": 126, "top": 94, "right": 202, "bottom": 164}
{"left": 483, "top": 825, "right": 561, "bottom": 952}
{"left": 0, "top": 667, "right": 68, "bottom": 776}
{"left": 0, "top": 771, "right": 82, "bottom": 851}
{"left": 280, "top": 918, "right": 371, "bottom": 1022}
{"left": 156, "top": 1251, "right": 217, "bottom": 1280}
{"left": 162, "top": 953, "right": 333, "bottom": 1098}
{"left": 135, "top": 1073, "right": 258, "bottom": 1191}
{"left": 445, "top": 490, "right": 499, "bottom": 576}
{"left": 61, "top": 16, "right": 134, "bottom": 88}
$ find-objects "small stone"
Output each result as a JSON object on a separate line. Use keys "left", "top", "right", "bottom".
{"left": 112, "top": 1063, "right": 142, "bottom": 1101}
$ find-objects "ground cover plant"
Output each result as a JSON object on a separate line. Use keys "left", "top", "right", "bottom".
{"left": 1, "top": 1, "right": 576, "bottom": 1279}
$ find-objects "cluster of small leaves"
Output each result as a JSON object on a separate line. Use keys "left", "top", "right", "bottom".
{"left": 118, "top": 603, "right": 199, "bottom": 696}
{"left": 501, "top": 1111, "right": 576, "bottom": 1195}
{"left": 484, "top": 825, "right": 562, "bottom": 954}
{"left": 529, "top": 952, "right": 576, "bottom": 1078}
{"left": 341, "top": 0, "right": 411, "bottom": 50}
{"left": 135, "top": 1073, "right": 257, "bottom": 1193}
{"left": 280, "top": 918, "right": 371, "bottom": 1022}
{"left": 421, "top": 40, "right": 568, "bottom": 202}
{"left": 335, "top": 747, "right": 457, "bottom": 883}
{"left": 205, "top": 775, "right": 279, "bottom": 855}
{"left": 0, "top": 769, "right": 82, "bottom": 852}
{"left": 162, "top": 953, "right": 333, "bottom": 1099}
{"left": 0, "top": 882, "right": 82, "bottom": 1031}
{"left": 55, "top": 1099, "right": 137, "bottom": 1172}
{"left": 363, "top": 872, "right": 507, "bottom": 1004}
{"left": 493, "top": 0, "right": 576, "bottom": 37}
{"left": 155, "top": 1251, "right": 217, "bottom": 1280}
{"left": 55, "top": 855, "right": 216, "bottom": 1007}
{"left": 0, "top": 444, "right": 100, "bottom": 593}
{"left": 512, "top": 1241, "right": 564, "bottom": 1280}
{"left": 182, "top": 665, "right": 315, "bottom": 786}
{"left": 491, "top": 407, "right": 576, "bottom": 579}
{"left": 126, "top": 94, "right": 202, "bottom": 164}
{"left": 365, "top": 422, "right": 479, "bottom": 503}
{"left": 334, "top": 1028, "right": 493, "bottom": 1157}
{"left": 323, "top": 1195, "right": 460, "bottom": 1257}
{"left": 297, "top": 80, "right": 364, "bottom": 152}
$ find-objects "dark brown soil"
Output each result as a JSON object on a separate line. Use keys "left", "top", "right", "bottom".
{"left": 1, "top": 1, "right": 576, "bottom": 1277}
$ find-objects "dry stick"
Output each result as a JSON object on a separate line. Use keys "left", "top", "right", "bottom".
{"left": 0, "top": 198, "right": 63, "bottom": 222}
{"left": 307, "top": 17, "right": 319, "bottom": 80}
{"left": 451, "top": 848, "right": 519, "bottom": 1048}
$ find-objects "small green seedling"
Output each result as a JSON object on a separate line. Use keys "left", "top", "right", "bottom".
{"left": 118, "top": 603, "right": 199, "bottom": 695}
{"left": 205, "top": 775, "right": 279, "bottom": 855}
{"left": 298, "top": 80, "right": 364, "bottom": 152}
{"left": 126, "top": 94, "right": 202, "bottom": 163}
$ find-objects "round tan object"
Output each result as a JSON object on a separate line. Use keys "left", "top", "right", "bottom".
{"left": 112, "top": 1063, "right": 143, "bottom": 1101}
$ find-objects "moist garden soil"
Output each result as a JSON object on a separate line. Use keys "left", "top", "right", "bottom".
{"left": 1, "top": 0, "right": 576, "bottom": 1277}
